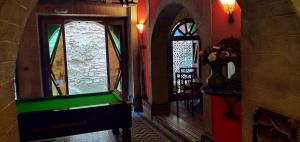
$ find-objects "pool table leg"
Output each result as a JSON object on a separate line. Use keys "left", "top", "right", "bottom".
{"left": 122, "top": 127, "right": 131, "bottom": 142}
{"left": 112, "top": 128, "right": 119, "bottom": 135}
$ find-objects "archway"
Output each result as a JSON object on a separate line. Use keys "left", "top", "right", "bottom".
{"left": 147, "top": 0, "right": 208, "bottom": 117}
{"left": 169, "top": 18, "right": 201, "bottom": 93}
{"left": 150, "top": 3, "right": 184, "bottom": 106}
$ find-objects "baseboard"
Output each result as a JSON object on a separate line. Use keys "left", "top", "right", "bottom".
{"left": 142, "top": 100, "right": 170, "bottom": 118}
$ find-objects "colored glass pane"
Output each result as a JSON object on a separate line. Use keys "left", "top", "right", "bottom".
{"left": 174, "top": 30, "right": 183, "bottom": 36}
{"left": 47, "top": 24, "right": 61, "bottom": 57}
{"left": 110, "top": 26, "right": 122, "bottom": 54}
{"left": 179, "top": 25, "right": 186, "bottom": 35}
{"left": 186, "top": 23, "right": 193, "bottom": 33}
{"left": 171, "top": 20, "right": 198, "bottom": 37}
{"left": 108, "top": 26, "right": 122, "bottom": 91}
{"left": 108, "top": 30, "right": 121, "bottom": 90}
{"left": 191, "top": 25, "right": 198, "bottom": 35}
{"left": 51, "top": 32, "right": 67, "bottom": 96}
{"left": 117, "top": 78, "right": 122, "bottom": 92}
{"left": 51, "top": 80, "right": 59, "bottom": 96}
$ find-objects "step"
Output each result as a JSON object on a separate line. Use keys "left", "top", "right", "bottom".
{"left": 152, "top": 114, "right": 202, "bottom": 142}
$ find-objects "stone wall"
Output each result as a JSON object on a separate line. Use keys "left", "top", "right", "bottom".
{"left": 65, "top": 21, "right": 108, "bottom": 94}
{"left": 241, "top": 0, "right": 300, "bottom": 141}
{"left": 0, "top": 0, "right": 38, "bottom": 141}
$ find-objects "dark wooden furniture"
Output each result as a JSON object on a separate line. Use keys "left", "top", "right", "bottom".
{"left": 180, "top": 67, "right": 197, "bottom": 78}
{"left": 175, "top": 72, "right": 202, "bottom": 117}
{"left": 16, "top": 91, "right": 132, "bottom": 142}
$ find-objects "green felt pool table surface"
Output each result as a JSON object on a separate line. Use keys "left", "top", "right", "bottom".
{"left": 16, "top": 91, "right": 122, "bottom": 113}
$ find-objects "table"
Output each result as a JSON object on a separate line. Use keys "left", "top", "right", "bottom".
{"left": 16, "top": 91, "right": 132, "bottom": 142}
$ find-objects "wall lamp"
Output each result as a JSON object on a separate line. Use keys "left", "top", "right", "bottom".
{"left": 136, "top": 22, "right": 144, "bottom": 34}
{"left": 136, "top": 22, "right": 147, "bottom": 102}
{"left": 219, "top": 0, "right": 236, "bottom": 23}
{"left": 119, "top": 0, "right": 128, "bottom": 7}
{"left": 137, "top": 22, "right": 145, "bottom": 48}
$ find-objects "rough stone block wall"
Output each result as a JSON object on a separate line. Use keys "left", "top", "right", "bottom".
{"left": 0, "top": 0, "right": 37, "bottom": 141}
{"left": 64, "top": 21, "right": 108, "bottom": 94}
{"left": 241, "top": 0, "right": 300, "bottom": 141}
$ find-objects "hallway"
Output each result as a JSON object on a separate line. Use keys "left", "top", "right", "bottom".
{"left": 33, "top": 113, "right": 171, "bottom": 142}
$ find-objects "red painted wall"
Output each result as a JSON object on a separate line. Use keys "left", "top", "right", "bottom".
{"left": 149, "top": 0, "right": 160, "bottom": 24}
{"left": 138, "top": 0, "right": 242, "bottom": 141}
{"left": 137, "top": 0, "right": 150, "bottom": 97}
{"left": 212, "top": 0, "right": 241, "bottom": 43}
{"left": 211, "top": 0, "right": 241, "bottom": 142}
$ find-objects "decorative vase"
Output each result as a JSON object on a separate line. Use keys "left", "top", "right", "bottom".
{"left": 207, "top": 61, "right": 226, "bottom": 90}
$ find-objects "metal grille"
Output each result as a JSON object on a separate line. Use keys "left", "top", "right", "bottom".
{"left": 172, "top": 40, "right": 193, "bottom": 83}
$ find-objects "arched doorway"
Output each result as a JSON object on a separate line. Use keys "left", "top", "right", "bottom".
{"left": 169, "top": 18, "right": 201, "bottom": 95}
{"left": 147, "top": 0, "right": 206, "bottom": 116}
{"left": 146, "top": 1, "right": 211, "bottom": 140}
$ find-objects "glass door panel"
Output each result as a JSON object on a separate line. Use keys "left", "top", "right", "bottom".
{"left": 107, "top": 25, "right": 122, "bottom": 92}
{"left": 64, "top": 21, "right": 108, "bottom": 95}
{"left": 40, "top": 17, "right": 127, "bottom": 97}
{"left": 47, "top": 24, "right": 68, "bottom": 96}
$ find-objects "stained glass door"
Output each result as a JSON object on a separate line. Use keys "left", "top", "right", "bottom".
{"left": 107, "top": 25, "right": 123, "bottom": 92}
{"left": 47, "top": 24, "right": 68, "bottom": 96}
{"left": 39, "top": 16, "right": 127, "bottom": 97}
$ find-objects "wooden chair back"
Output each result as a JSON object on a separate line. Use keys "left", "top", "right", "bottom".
{"left": 175, "top": 72, "right": 193, "bottom": 94}
{"left": 180, "top": 67, "right": 197, "bottom": 79}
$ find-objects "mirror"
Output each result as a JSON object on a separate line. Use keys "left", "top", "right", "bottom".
{"left": 222, "top": 61, "right": 236, "bottom": 79}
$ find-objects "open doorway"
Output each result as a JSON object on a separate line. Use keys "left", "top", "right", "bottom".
{"left": 169, "top": 19, "right": 201, "bottom": 88}
{"left": 38, "top": 16, "right": 127, "bottom": 97}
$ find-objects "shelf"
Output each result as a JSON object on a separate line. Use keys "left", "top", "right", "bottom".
{"left": 201, "top": 87, "right": 241, "bottom": 97}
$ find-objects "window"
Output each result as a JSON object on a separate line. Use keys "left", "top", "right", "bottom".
{"left": 171, "top": 20, "right": 198, "bottom": 37}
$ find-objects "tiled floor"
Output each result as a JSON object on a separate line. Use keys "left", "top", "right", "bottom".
{"left": 152, "top": 100, "right": 204, "bottom": 141}
{"left": 169, "top": 99, "right": 203, "bottom": 130}
{"left": 33, "top": 113, "right": 171, "bottom": 142}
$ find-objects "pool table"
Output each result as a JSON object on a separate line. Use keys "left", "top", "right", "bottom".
{"left": 16, "top": 91, "right": 132, "bottom": 142}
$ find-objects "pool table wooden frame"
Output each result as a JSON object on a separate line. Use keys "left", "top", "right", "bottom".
{"left": 17, "top": 92, "right": 132, "bottom": 142}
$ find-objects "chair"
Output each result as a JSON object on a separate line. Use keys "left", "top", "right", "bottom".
{"left": 175, "top": 72, "right": 201, "bottom": 117}
{"left": 180, "top": 67, "right": 197, "bottom": 78}
{"left": 179, "top": 67, "right": 203, "bottom": 115}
